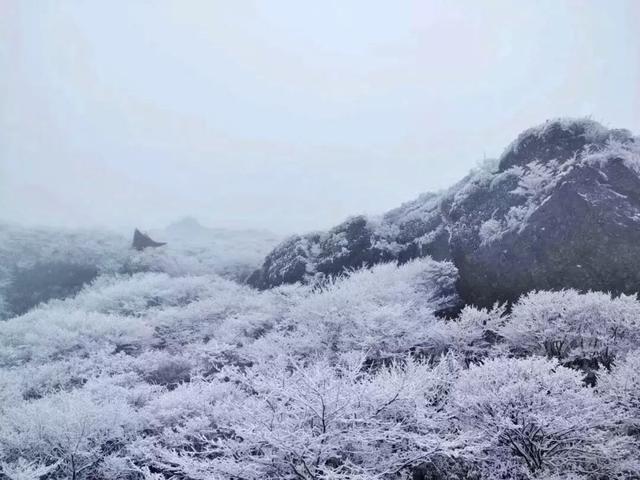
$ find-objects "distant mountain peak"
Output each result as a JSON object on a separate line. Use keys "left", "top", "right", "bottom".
{"left": 166, "top": 216, "right": 206, "bottom": 231}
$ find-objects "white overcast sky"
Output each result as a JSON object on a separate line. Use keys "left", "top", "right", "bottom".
{"left": 1, "top": 0, "right": 639, "bottom": 233}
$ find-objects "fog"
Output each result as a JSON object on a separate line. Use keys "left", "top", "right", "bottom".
{"left": 1, "top": 0, "right": 638, "bottom": 233}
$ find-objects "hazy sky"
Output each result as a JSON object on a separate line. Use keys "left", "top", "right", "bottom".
{"left": 1, "top": 1, "right": 639, "bottom": 233}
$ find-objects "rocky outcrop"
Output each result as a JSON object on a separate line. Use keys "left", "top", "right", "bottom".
{"left": 248, "top": 118, "right": 640, "bottom": 307}
{"left": 448, "top": 120, "right": 639, "bottom": 306}
{"left": 498, "top": 119, "right": 632, "bottom": 171}
{"left": 132, "top": 229, "right": 166, "bottom": 251}
{"left": 246, "top": 212, "right": 450, "bottom": 289}
{"left": 247, "top": 216, "right": 388, "bottom": 289}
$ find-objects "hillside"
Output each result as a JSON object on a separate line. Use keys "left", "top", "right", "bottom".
{"left": 0, "top": 221, "right": 280, "bottom": 319}
{"left": 249, "top": 119, "right": 640, "bottom": 307}
{"left": 1, "top": 120, "right": 640, "bottom": 479}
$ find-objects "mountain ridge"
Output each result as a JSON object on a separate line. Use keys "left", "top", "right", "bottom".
{"left": 248, "top": 118, "right": 640, "bottom": 307}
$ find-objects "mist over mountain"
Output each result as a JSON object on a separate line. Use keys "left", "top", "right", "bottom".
{"left": 0, "top": 219, "right": 280, "bottom": 319}
{"left": 2, "top": 119, "right": 640, "bottom": 479}
{"left": 250, "top": 119, "right": 640, "bottom": 308}
{"left": 2, "top": 2, "right": 640, "bottom": 479}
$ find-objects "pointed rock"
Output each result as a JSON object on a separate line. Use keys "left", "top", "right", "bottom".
{"left": 132, "top": 229, "right": 166, "bottom": 251}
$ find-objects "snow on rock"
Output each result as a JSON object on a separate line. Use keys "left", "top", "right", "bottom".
{"left": 250, "top": 118, "right": 640, "bottom": 308}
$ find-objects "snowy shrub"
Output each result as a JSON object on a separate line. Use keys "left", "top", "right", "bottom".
{"left": 500, "top": 290, "right": 640, "bottom": 366}
{"left": 96, "top": 454, "right": 137, "bottom": 480}
{"left": 0, "top": 356, "right": 93, "bottom": 403}
{"left": 144, "top": 355, "right": 460, "bottom": 480}
{"left": 478, "top": 218, "right": 503, "bottom": 245}
{"left": 0, "top": 389, "right": 140, "bottom": 480}
{"left": 140, "top": 353, "right": 192, "bottom": 388}
{"left": 1, "top": 231, "right": 639, "bottom": 478}
{"left": 450, "top": 357, "right": 630, "bottom": 478}
{"left": 582, "top": 134, "right": 640, "bottom": 175}
{"left": 600, "top": 350, "right": 640, "bottom": 434}
{"left": 511, "top": 160, "right": 563, "bottom": 199}
{"left": 420, "top": 304, "right": 506, "bottom": 363}
{"left": 65, "top": 273, "right": 218, "bottom": 317}
{"left": 253, "top": 258, "right": 459, "bottom": 361}
{"left": 0, "top": 308, "right": 152, "bottom": 367}
{"left": 149, "top": 280, "right": 300, "bottom": 350}
{"left": 0, "top": 458, "right": 62, "bottom": 480}
{"left": 139, "top": 380, "right": 238, "bottom": 428}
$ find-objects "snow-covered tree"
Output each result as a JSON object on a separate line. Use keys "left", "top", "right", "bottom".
{"left": 600, "top": 350, "right": 640, "bottom": 434}
{"left": 450, "top": 357, "right": 631, "bottom": 477}
{"left": 0, "top": 390, "right": 139, "bottom": 480}
{"left": 143, "top": 355, "right": 461, "bottom": 479}
{"left": 500, "top": 290, "right": 640, "bottom": 367}
{"left": 248, "top": 258, "right": 459, "bottom": 362}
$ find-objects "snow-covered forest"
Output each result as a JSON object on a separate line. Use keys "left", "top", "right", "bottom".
{"left": 1, "top": 218, "right": 640, "bottom": 480}
{"left": 3, "top": 2, "right": 640, "bottom": 479}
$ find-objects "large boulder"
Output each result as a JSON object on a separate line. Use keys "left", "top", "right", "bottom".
{"left": 450, "top": 149, "right": 640, "bottom": 307}
{"left": 248, "top": 118, "right": 640, "bottom": 307}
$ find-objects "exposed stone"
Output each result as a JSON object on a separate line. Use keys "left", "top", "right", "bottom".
{"left": 132, "top": 228, "right": 167, "bottom": 251}
{"left": 451, "top": 141, "right": 640, "bottom": 306}
{"left": 498, "top": 118, "right": 613, "bottom": 171}
{"left": 249, "top": 118, "right": 640, "bottom": 309}
{"left": 247, "top": 216, "right": 396, "bottom": 289}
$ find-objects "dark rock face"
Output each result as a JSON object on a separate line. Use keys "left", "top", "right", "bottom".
{"left": 249, "top": 118, "right": 640, "bottom": 308}
{"left": 450, "top": 121, "right": 640, "bottom": 307}
{"left": 452, "top": 159, "right": 640, "bottom": 305}
{"left": 132, "top": 229, "right": 167, "bottom": 251}
{"left": 247, "top": 216, "right": 394, "bottom": 289}
{"left": 247, "top": 212, "right": 451, "bottom": 289}
{"left": 4, "top": 262, "right": 98, "bottom": 317}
